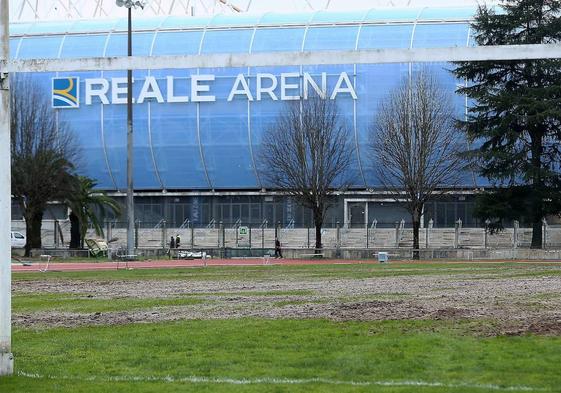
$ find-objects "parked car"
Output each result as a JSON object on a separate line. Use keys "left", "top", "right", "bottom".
{"left": 11, "top": 231, "right": 26, "bottom": 249}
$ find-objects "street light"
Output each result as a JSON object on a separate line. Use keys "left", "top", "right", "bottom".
{"left": 115, "top": 0, "right": 147, "bottom": 257}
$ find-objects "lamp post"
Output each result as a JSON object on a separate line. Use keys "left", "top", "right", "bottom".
{"left": 115, "top": 0, "right": 146, "bottom": 257}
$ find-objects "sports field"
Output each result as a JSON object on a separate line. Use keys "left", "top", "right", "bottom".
{"left": 2, "top": 261, "right": 561, "bottom": 392}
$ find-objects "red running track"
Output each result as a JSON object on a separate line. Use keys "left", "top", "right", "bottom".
{"left": 11, "top": 258, "right": 372, "bottom": 272}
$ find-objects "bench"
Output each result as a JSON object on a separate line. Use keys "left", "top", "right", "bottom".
{"left": 301, "top": 253, "right": 325, "bottom": 259}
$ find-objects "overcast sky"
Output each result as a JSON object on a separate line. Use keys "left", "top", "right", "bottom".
{"left": 9, "top": 0, "right": 491, "bottom": 22}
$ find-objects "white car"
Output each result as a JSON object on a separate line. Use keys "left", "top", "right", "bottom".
{"left": 11, "top": 231, "right": 26, "bottom": 249}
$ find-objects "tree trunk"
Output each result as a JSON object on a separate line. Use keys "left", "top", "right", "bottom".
{"left": 313, "top": 208, "right": 323, "bottom": 254}
{"left": 412, "top": 208, "right": 421, "bottom": 260}
{"left": 531, "top": 218, "right": 543, "bottom": 249}
{"left": 69, "top": 212, "right": 81, "bottom": 249}
{"left": 530, "top": 134, "right": 543, "bottom": 249}
{"left": 24, "top": 210, "right": 43, "bottom": 257}
{"left": 412, "top": 221, "right": 420, "bottom": 260}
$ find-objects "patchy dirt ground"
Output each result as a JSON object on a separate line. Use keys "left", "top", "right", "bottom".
{"left": 12, "top": 270, "right": 561, "bottom": 335}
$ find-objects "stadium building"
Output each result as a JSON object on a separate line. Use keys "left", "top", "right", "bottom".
{"left": 9, "top": 0, "right": 489, "bottom": 229}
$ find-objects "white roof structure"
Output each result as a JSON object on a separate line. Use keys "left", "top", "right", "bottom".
{"left": 10, "top": 0, "right": 494, "bottom": 21}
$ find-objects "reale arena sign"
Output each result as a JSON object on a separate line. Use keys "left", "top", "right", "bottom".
{"left": 52, "top": 71, "right": 357, "bottom": 108}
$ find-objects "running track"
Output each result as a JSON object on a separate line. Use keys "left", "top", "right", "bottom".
{"left": 11, "top": 258, "right": 561, "bottom": 272}
{"left": 11, "top": 258, "right": 372, "bottom": 272}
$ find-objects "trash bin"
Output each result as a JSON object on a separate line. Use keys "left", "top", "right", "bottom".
{"left": 378, "top": 251, "right": 389, "bottom": 263}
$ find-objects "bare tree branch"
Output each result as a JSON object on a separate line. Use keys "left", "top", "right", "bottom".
{"left": 260, "top": 97, "right": 354, "bottom": 251}
{"left": 370, "top": 71, "right": 465, "bottom": 258}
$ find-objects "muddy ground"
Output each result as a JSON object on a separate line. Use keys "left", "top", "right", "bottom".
{"left": 12, "top": 271, "right": 561, "bottom": 335}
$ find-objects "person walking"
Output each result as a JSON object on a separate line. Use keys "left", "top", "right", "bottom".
{"left": 169, "top": 236, "right": 175, "bottom": 249}
{"left": 175, "top": 234, "right": 181, "bottom": 248}
{"left": 274, "top": 238, "right": 283, "bottom": 258}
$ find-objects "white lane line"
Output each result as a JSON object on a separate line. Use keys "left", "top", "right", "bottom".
{"left": 17, "top": 371, "right": 547, "bottom": 392}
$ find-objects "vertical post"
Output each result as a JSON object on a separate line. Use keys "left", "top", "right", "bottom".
{"left": 307, "top": 226, "right": 310, "bottom": 248}
{"left": 371, "top": 219, "right": 377, "bottom": 248}
{"left": 335, "top": 221, "right": 341, "bottom": 251}
{"left": 220, "top": 221, "right": 225, "bottom": 251}
{"left": 106, "top": 220, "right": 112, "bottom": 245}
{"left": 454, "top": 219, "right": 462, "bottom": 249}
{"left": 54, "top": 219, "right": 59, "bottom": 248}
{"left": 426, "top": 219, "right": 432, "bottom": 249}
{"left": 162, "top": 219, "right": 167, "bottom": 250}
{"left": 190, "top": 226, "right": 194, "bottom": 249}
{"left": 366, "top": 226, "right": 369, "bottom": 249}
{"left": 542, "top": 218, "right": 547, "bottom": 250}
{"left": 484, "top": 219, "right": 490, "bottom": 249}
{"left": 0, "top": 0, "right": 13, "bottom": 376}
{"left": 395, "top": 221, "right": 400, "bottom": 248}
{"left": 249, "top": 226, "right": 252, "bottom": 249}
{"left": 126, "top": 6, "right": 135, "bottom": 257}
{"left": 134, "top": 220, "right": 139, "bottom": 249}
{"left": 513, "top": 220, "right": 519, "bottom": 249}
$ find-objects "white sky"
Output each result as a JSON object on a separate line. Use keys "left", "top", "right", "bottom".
{"left": 9, "top": 0, "right": 491, "bottom": 22}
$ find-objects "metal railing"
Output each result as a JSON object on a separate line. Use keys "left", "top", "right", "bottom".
{"left": 17, "top": 217, "right": 561, "bottom": 251}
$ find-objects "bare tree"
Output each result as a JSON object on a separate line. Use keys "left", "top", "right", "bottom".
{"left": 371, "top": 72, "right": 464, "bottom": 258}
{"left": 11, "top": 76, "right": 80, "bottom": 256}
{"left": 260, "top": 98, "right": 354, "bottom": 252}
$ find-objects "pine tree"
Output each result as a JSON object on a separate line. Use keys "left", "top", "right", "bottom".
{"left": 453, "top": 0, "right": 561, "bottom": 247}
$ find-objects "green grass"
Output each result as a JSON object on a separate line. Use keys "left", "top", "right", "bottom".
{"left": 1, "top": 319, "right": 560, "bottom": 392}
{"left": 13, "top": 293, "right": 206, "bottom": 313}
{"left": 4, "top": 262, "right": 561, "bottom": 392}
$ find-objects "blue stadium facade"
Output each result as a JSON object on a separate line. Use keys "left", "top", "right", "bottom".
{"left": 9, "top": 6, "right": 483, "bottom": 228}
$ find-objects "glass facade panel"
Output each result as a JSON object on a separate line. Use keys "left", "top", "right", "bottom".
{"left": 412, "top": 23, "right": 470, "bottom": 48}
{"left": 60, "top": 34, "right": 107, "bottom": 58}
{"left": 419, "top": 7, "right": 475, "bottom": 21}
{"left": 27, "top": 21, "right": 74, "bottom": 34}
{"left": 160, "top": 16, "right": 210, "bottom": 30}
{"left": 68, "top": 19, "right": 118, "bottom": 33}
{"left": 105, "top": 32, "right": 154, "bottom": 57}
{"left": 199, "top": 72, "right": 257, "bottom": 189}
{"left": 100, "top": 69, "right": 156, "bottom": 189}
{"left": 201, "top": 29, "right": 253, "bottom": 53}
{"left": 358, "top": 24, "right": 413, "bottom": 49}
{"left": 304, "top": 26, "right": 359, "bottom": 51}
{"left": 209, "top": 14, "right": 261, "bottom": 27}
{"left": 8, "top": 11, "right": 483, "bottom": 193}
{"left": 9, "top": 38, "right": 20, "bottom": 58}
{"left": 251, "top": 28, "right": 305, "bottom": 52}
{"left": 18, "top": 36, "right": 63, "bottom": 59}
{"left": 9, "top": 22, "right": 33, "bottom": 36}
{"left": 58, "top": 70, "right": 114, "bottom": 189}
{"left": 311, "top": 10, "right": 367, "bottom": 24}
{"left": 152, "top": 31, "right": 203, "bottom": 55}
{"left": 356, "top": 63, "right": 410, "bottom": 187}
{"left": 259, "top": 12, "right": 313, "bottom": 25}
{"left": 364, "top": 8, "right": 422, "bottom": 22}
{"left": 150, "top": 71, "right": 208, "bottom": 189}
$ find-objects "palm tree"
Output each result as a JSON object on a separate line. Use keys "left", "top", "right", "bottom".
{"left": 66, "top": 176, "right": 122, "bottom": 249}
